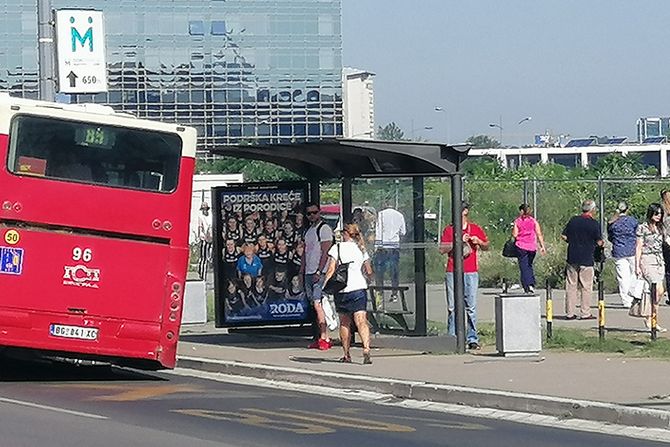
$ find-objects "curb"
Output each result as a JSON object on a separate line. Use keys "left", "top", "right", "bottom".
{"left": 177, "top": 355, "right": 670, "bottom": 430}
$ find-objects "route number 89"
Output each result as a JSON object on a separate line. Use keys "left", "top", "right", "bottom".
{"left": 72, "top": 247, "right": 93, "bottom": 262}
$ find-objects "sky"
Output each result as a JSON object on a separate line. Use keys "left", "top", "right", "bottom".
{"left": 341, "top": 0, "right": 670, "bottom": 146}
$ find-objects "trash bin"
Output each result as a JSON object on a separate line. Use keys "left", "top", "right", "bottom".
{"left": 182, "top": 280, "right": 207, "bottom": 325}
{"left": 495, "top": 292, "right": 542, "bottom": 356}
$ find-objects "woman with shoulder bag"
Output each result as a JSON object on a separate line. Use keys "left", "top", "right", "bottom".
{"left": 634, "top": 203, "right": 667, "bottom": 331}
{"left": 512, "top": 204, "right": 546, "bottom": 293}
{"left": 323, "top": 223, "right": 373, "bottom": 364}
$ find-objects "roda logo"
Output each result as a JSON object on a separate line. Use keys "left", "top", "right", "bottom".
{"left": 269, "top": 302, "right": 304, "bottom": 315}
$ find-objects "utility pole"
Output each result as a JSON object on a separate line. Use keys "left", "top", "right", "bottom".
{"left": 38, "top": 0, "right": 56, "bottom": 101}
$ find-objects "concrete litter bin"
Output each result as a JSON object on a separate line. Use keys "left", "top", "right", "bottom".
{"left": 182, "top": 280, "right": 207, "bottom": 325}
{"left": 495, "top": 292, "right": 542, "bottom": 356}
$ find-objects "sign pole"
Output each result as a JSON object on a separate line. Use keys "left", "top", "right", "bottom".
{"left": 38, "top": 0, "right": 56, "bottom": 101}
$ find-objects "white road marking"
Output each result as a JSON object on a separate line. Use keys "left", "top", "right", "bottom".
{"left": 0, "top": 396, "right": 107, "bottom": 420}
{"left": 168, "top": 368, "right": 670, "bottom": 444}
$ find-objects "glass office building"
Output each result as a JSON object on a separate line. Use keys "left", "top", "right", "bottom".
{"left": 0, "top": 0, "right": 343, "bottom": 156}
{"left": 637, "top": 117, "right": 670, "bottom": 143}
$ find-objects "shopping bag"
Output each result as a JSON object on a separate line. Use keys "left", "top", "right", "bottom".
{"left": 322, "top": 296, "right": 339, "bottom": 331}
{"left": 629, "top": 291, "right": 652, "bottom": 318}
{"left": 628, "top": 278, "right": 646, "bottom": 300}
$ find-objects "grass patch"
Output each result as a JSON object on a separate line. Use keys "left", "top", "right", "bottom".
{"left": 478, "top": 322, "right": 497, "bottom": 347}
{"left": 544, "top": 327, "right": 670, "bottom": 358}
{"left": 207, "top": 291, "right": 215, "bottom": 322}
{"left": 430, "top": 321, "right": 670, "bottom": 360}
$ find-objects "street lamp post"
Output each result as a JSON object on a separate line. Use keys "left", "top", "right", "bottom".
{"left": 489, "top": 116, "right": 503, "bottom": 147}
{"left": 410, "top": 125, "right": 433, "bottom": 140}
{"left": 434, "top": 106, "right": 448, "bottom": 143}
{"left": 517, "top": 116, "right": 532, "bottom": 147}
{"left": 350, "top": 130, "right": 374, "bottom": 138}
{"left": 38, "top": 0, "right": 56, "bottom": 101}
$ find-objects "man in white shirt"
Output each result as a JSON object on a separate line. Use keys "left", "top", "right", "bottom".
{"left": 303, "top": 202, "right": 334, "bottom": 350}
{"left": 374, "top": 203, "right": 406, "bottom": 295}
{"left": 197, "top": 202, "right": 213, "bottom": 279}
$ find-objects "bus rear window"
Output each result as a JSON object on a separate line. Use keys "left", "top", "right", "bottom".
{"left": 7, "top": 115, "right": 182, "bottom": 193}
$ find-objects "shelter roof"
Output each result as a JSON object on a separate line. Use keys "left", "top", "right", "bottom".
{"left": 208, "top": 138, "right": 470, "bottom": 180}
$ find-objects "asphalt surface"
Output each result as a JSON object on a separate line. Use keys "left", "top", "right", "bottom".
{"left": 0, "top": 357, "right": 667, "bottom": 447}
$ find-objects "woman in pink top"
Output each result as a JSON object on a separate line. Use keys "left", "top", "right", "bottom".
{"left": 512, "top": 204, "right": 546, "bottom": 293}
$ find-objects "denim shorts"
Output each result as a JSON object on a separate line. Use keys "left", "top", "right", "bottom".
{"left": 334, "top": 289, "right": 368, "bottom": 314}
{"left": 304, "top": 273, "right": 324, "bottom": 302}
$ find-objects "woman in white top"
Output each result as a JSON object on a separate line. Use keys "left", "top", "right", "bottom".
{"left": 324, "top": 223, "right": 373, "bottom": 364}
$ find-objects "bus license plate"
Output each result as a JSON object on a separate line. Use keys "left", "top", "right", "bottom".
{"left": 49, "top": 324, "right": 98, "bottom": 341}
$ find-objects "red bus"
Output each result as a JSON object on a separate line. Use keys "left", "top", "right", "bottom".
{"left": 0, "top": 93, "right": 197, "bottom": 369}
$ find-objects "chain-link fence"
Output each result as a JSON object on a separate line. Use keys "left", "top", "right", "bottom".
{"left": 456, "top": 177, "right": 670, "bottom": 291}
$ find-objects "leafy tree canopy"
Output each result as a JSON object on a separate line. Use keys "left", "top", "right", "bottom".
{"left": 377, "top": 122, "right": 408, "bottom": 141}
{"left": 462, "top": 152, "right": 654, "bottom": 181}
{"left": 196, "top": 157, "right": 301, "bottom": 182}
{"left": 466, "top": 134, "right": 500, "bottom": 149}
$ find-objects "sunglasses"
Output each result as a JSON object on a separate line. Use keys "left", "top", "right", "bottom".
{"left": 655, "top": 211, "right": 663, "bottom": 216}
{"left": 306, "top": 210, "right": 319, "bottom": 215}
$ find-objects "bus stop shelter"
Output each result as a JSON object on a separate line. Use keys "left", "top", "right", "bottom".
{"left": 209, "top": 138, "right": 472, "bottom": 353}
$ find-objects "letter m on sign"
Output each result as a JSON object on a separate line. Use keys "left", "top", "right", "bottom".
{"left": 71, "top": 22, "right": 93, "bottom": 52}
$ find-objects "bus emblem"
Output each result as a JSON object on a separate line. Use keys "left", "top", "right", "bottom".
{"left": 63, "top": 264, "right": 101, "bottom": 289}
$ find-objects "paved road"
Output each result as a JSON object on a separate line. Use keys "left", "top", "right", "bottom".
{"left": 0, "top": 358, "right": 666, "bottom": 447}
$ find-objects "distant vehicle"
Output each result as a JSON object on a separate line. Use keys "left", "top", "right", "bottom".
{"left": 0, "top": 93, "right": 197, "bottom": 369}
{"left": 320, "top": 203, "right": 342, "bottom": 231}
{"left": 319, "top": 203, "right": 376, "bottom": 244}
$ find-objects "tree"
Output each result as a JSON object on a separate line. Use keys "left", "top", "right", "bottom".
{"left": 377, "top": 122, "right": 408, "bottom": 141}
{"left": 465, "top": 134, "right": 500, "bottom": 149}
{"left": 589, "top": 153, "right": 652, "bottom": 177}
{"left": 196, "top": 157, "right": 300, "bottom": 181}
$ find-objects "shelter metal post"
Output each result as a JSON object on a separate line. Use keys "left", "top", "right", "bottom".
{"left": 341, "top": 177, "right": 353, "bottom": 223}
{"left": 309, "top": 181, "right": 320, "bottom": 205}
{"left": 413, "top": 177, "right": 427, "bottom": 336}
{"left": 451, "top": 173, "right": 466, "bottom": 353}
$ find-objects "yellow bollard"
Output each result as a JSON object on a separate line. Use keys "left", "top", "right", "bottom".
{"left": 545, "top": 280, "right": 553, "bottom": 340}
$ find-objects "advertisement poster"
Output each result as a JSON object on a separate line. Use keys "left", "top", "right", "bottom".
{"left": 212, "top": 182, "right": 310, "bottom": 327}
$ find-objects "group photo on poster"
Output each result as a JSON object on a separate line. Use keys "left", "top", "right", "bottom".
{"left": 213, "top": 182, "right": 310, "bottom": 325}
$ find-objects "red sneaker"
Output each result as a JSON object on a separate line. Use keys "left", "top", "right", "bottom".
{"left": 307, "top": 340, "right": 320, "bottom": 349}
{"left": 318, "top": 338, "right": 332, "bottom": 351}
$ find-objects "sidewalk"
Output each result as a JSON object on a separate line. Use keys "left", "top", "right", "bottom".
{"left": 176, "top": 288, "right": 670, "bottom": 430}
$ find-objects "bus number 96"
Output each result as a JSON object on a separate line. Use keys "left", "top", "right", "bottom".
{"left": 72, "top": 247, "right": 93, "bottom": 262}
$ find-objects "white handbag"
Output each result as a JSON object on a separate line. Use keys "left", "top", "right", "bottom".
{"left": 322, "top": 296, "right": 339, "bottom": 331}
{"left": 628, "top": 278, "right": 646, "bottom": 300}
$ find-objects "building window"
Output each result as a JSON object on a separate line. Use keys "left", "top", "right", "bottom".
{"left": 211, "top": 21, "right": 226, "bottom": 35}
{"left": 505, "top": 155, "right": 520, "bottom": 169}
{"left": 549, "top": 154, "right": 580, "bottom": 168}
{"left": 630, "top": 151, "right": 660, "bottom": 171}
{"left": 520, "top": 154, "right": 541, "bottom": 165}
{"left": 587, "top": 153, "right": 607, "bottom": 167}
{"left": 189, "top": 21, "right": 205, "bottom": 36}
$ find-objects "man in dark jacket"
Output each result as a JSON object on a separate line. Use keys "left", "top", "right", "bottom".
{"left": 562, "top": 199, "right": 604, "bottom": 320}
